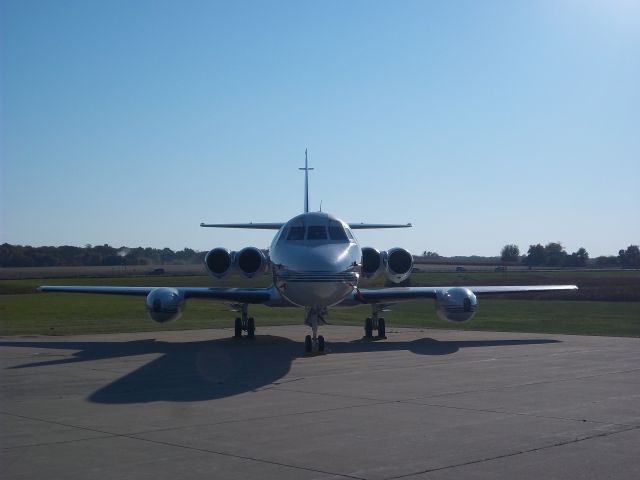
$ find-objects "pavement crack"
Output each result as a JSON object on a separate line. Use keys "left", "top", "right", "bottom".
{"left": 0, "top": 410, "right": 366, "bottom": 479}
{"left": 397, "top": 400, "right": 640, "bottom": 428}
{"left": 383, "top": 424, "right": 640, "bottom": 479}
{"left": 126, "top": 435, "right": 368, "bottom": 480}
{"left": 413, "top": 367, "right": 640, "bottom": 401}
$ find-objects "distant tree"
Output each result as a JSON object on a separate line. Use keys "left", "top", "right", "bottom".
{"left": 575, "top": 247, "right": 589, "bottom": 266}
{"left": 564, "top": 248, "right": 589, "bottom": 267}
{"left": 595, "top": 256, "right": 619, "bottom": 268}
{"left": 101, "top": 255, "right": 125, "bottom": 266}
{"left": 0, "top": 243, "right": 206, "bottom": 267}
{"left": 544, "top": 242, "right": 567, "bottom": 266}
{"left": 421, "top": 251, "right": 440, "bottom": 258}
{"left": 160, "top": 247, "right": 176, "bottom": 263}
{"left": 525, "top": 244, "right": 546, "bottom": 266}
{"left": 176, "top": 248, "right": 196, "bottom": 262}
{"left": 500, "top": 244, "right": 520, "bottom": 262}
{"left": 618, "top": 245, "right": 640, "bottom": 268}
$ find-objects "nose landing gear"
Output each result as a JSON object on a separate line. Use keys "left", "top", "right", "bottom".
{"left": 304, "top": 307, "right": 327, "bottom": 353}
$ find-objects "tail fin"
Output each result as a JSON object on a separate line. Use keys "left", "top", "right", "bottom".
{"left": 299, "top": 148, "right": 314, "bottom": 213}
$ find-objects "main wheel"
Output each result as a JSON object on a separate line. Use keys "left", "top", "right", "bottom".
{"left": 234, "top": 317, "right": 242, "bottom": 338}
{"left": 378, "top": 318, "right": 386, "bottom": 339}
{"left": 247, "top": 317, "right": 255, "bottom": 339}
{"left": 304, "top": 335, "right": 313, "bottom": 352}
{"left": 318, "top": 335, "right": 325, "bottom": 352}
{"left": 364, "top": 317, "right": 373, "bottom": 339}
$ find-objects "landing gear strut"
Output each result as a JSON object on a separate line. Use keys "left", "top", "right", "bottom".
{"left": 304, "top": 307, "right": 327, "bottom": 353}
{"left": 364, "top": 305, "right": 386, "bottom": 340}
{"left": 234, "top": 304, "right": 255, "bottom": 339}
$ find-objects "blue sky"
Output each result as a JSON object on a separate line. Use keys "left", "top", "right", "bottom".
{"left": 1, "top": 0, "right": 639, "bottom": 257}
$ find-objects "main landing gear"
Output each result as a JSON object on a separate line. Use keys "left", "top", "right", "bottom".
{"left": 364, "top": 305, "right": 387, "bottom": 340}
{"left": 234, "top": 304, "right": 255, "bottom": 339}
{"left": 304, "top": 307, "right": 327, "bottom": 353}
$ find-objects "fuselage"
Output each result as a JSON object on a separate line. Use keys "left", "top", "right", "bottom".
{"left": 269, "top": 212, "right": 362, "bottom": 308}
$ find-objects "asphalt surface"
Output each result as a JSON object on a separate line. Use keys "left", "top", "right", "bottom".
{"left": 2, "top": 326, "right": 639, "bottom": 479}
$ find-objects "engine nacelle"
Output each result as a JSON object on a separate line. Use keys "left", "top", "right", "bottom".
{"left": 361, "top": 247, "right": 384, "bottom": 278}
{"left": 236, "top": 247, "right": 268, "bottom": 278}
{"left": 386, "top": 247, "right": 413, "bottom": 284}
{"left": 145, "top": 287, "right": 184, "bottom": 323}
{"left": 436, "top": 287, "right": 478, "bottom": 323}
{"left": 205, "top": 248, "right": 233, "bottom": 279}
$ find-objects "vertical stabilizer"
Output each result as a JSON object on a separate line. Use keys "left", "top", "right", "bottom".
{"left": 299, "top": 148, "right": 314, "bottom": 213}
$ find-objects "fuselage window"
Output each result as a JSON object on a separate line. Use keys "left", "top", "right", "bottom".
{"left": 287, "top": 226, "right": 306, "bottom": 240}
{"left": 307, "top": 225, "right": 327, "bottom": 240}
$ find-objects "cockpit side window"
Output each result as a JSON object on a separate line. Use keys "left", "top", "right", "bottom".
{"left": 345, "top": 227, "right": 355, "bottom": 241}
{"left": 286, "top": 226, "right": 306, "bottom": 240}
{"left": 307, "top": 225, "right": 327, "bottom": 240}
{"left": 328, "top": 221, "right": 348, "bottom": 242}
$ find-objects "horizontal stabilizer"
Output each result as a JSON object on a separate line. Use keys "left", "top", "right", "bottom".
{"left": 348, "top": 223, "right": 412, "bottom": 229}
{"left": 200, "top": 223, "right": 284, "bottom": 230}
{"left": 200, "top": 222, "right": 412, "bottom": 230}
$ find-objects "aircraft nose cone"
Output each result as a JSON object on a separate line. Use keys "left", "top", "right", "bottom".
{"left": 272, "top": 243, "right": 360, "bottom": 308}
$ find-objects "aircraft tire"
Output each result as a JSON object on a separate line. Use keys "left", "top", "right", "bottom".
{"left": 365, "top": 317, "right": 373, "bottom": 339}
{"left": 247, "top": 317, "right": 255, "bottom": 339}
{"left": 378, "top": 318, "right": 386, "bottom": 339}
{"left": 234, "top": 318, "right": 242, "bottom": 338}
{"left": 318, "top": 335, "right": 325, "bottom": 352}
{"left": 305, "top": 335, "right": 312, "bottom": 352}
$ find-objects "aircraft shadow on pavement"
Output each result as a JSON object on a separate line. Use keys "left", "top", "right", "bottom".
{"left": 1, "top": 335, "right": 560, "bottom": 404}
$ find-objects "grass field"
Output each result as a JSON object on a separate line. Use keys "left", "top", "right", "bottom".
{"left": 1, "top": 270, "right": 638, "bottom": 337}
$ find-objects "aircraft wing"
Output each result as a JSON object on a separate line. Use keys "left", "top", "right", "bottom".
{"left": 38, "top": 286, "right": 273, "bottom": 303}
{"left": 353, "top": 284, "right": 578, "bottom": 303}
{"left": 200, "top": 223, "right": 284, "bottom": 229}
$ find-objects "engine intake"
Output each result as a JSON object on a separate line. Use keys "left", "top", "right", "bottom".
{"left": 237, "top": 247, "right": 268, "bottom": 278}
{"left": 145, "top": 287, "right": 184, "bottom": 323}
{"left": 205, "top": 248, "right": 233, "bottom": 278}
{"left": 205, "top": 246, "right": 269, "bottom": 279}
{"left": 436, "top": 287, "right": 478, "bottom": 323}
{"left": 386, "top": 247, "right": 413, "bottom": 284}
{"left": 361, "top": 247, "right": 384, "bottom": 278}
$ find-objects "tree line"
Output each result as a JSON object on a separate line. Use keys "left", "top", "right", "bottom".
{"left": 2, "top": 242, "right": 639, "bottom": 269}
{"left": 498, "top": 243, "right": 640, "bottom": 268}
{"left": 0, "top": 243, "right": 206, "bottom": 268}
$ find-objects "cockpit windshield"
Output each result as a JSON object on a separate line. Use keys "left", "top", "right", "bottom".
{"left": 307, "top": 226, "right": 327, "bottom": 240}
{"left": 328, "top": 221, "right": 348, "bottom": 241}
{"left": 286, "top": 226, "right": 306, "bottom": 240}
{"left": 282, "top": 217, "right": 351, "bottom": 243}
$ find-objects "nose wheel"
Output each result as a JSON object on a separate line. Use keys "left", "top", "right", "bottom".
{"left": 304, "top": 307, "right": 327, "bottom": 353}
{"left": 305, "top": 334, "right": 325, "bottom": 353}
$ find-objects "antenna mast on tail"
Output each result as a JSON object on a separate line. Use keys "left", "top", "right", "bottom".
{"left": 299, "top": 148, "right": 314, "bottom": 213}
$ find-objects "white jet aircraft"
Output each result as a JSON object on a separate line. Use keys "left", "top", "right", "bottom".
{"left": 40, "top": 151, "right": 577, "bottom": 352}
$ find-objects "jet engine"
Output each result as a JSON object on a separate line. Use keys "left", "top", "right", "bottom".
{"left": 205, "top": 246, "right": 269, "bottom": 279}
{"left": 361, "top": 247, "right": 414, "bottom": 283}
{"left": 205, "top": 248, "right": 233, "bottom": 278}
{"left": 435, "top": 287, "right": 478, "bottom": 323}
{"left": 386, "top": 247, "right": 413, "bottom": 284}
{"left": 361, "top": 247, "right": 384, "bottom": 278}
{"left": 236, "top": 247, "right": 268, "bottom": 278}
{"left": 145, "top": 287, "right": 184, "bottom": 323}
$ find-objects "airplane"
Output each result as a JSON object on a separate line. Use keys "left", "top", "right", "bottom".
{"left": 39, "top": 151, "right": 578, "bottom": 353}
